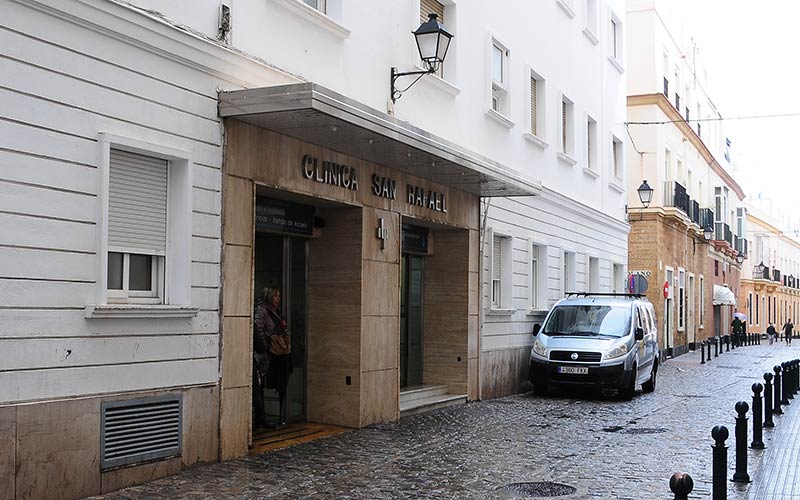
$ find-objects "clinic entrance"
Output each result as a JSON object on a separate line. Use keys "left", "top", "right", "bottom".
{"left": 400, "top": 243, "right": 425, "bottom": 387}
{"left": 252, "top": 197, "right": 310, "bottom": 429}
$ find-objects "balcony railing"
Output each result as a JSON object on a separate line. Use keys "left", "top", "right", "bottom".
{"left": 663, "top": 181, "right": 690, "bottom": 215}
{"left": 689, "top": 200, "right": 701, "bottom": 225}
{"left": 773, "top": 269, "right": 781, "bottom": 283}
{"left": 754, "top": 265, "right": 770, "bottom": 280}
{"left": 663, "top": 78, "right": 669, "bottom": 98}
{"left": 675, "top": 93, "right": 681, "bottom": 111}
{"left": 700, "top": 208, "right": 715, "bottom": 231}
{"left": 715, "top": 222, "right": 733, "bottom": 246}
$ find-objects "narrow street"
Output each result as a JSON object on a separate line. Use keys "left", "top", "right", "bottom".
{"left": 91, "top": 342, "right": 798, "bottom": 499}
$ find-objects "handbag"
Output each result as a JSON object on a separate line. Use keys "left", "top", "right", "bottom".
{"left": 269, "top": 333, "right": 291, "bottom": 356}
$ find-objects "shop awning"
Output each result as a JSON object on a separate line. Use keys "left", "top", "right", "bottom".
{"left": 218, "top": 83, "right": 542, "bottom": 197}
{"left": 712, "top": 285, "right": 737, "bottom": 306}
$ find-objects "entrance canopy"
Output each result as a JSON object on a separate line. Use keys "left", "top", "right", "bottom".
{"left": 712, "top": 284, "right": 736, "bottom": 306}
{"left": 218, "top": 83, "right": 541, "bottom": 197}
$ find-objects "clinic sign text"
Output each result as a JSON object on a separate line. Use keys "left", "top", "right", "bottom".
{"left": 301, "top": 154, "right": 447, "bottom": 213}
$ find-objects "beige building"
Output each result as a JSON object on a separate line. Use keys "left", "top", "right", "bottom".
{"left": 626, "top": 1, "right": 747, "bottom": 357}
{"left": 740, "top": 205, "right": 800, "bottom": 334}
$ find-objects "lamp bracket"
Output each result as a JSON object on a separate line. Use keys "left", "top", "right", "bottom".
{"left": 391, "top": 66, "right": 435, "bottom": 103}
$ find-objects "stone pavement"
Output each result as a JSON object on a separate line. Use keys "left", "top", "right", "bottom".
{"left": 89, "top": 342, "right": 800, "bottom": 500}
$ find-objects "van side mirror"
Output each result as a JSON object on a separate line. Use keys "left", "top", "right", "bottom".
{"left": 635, "top": 327, "right": 644, "bottom": 341}
{"left": 532, "top": 324, "right": 541, "bottom": 336}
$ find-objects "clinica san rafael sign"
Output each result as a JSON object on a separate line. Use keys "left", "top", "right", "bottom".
{"left": 301, "top": 154, "right": 447, "bottom": 213}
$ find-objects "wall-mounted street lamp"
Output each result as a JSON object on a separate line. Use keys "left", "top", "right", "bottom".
{"left": 390, "top": 13, "right": 453, "bottom": 103}
{"left": 637, "top": 180, "right": 654, "bottom": 208}
{"left": 704, "top": 225, "right": 714, "bottom": 241}
{"left": 736, "top": 251, "right": 745, "bottom": 265}
{"left": 754, "top": 261, "right": 766, "bottom": 279}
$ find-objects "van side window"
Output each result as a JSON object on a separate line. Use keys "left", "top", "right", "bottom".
{"left": 638, "top": 305, "right": 652, "bottom": 331}
{"left": 635, "top": 308, "right": 644, "bottom": 329}
{"left": 646, "top": 306, "right": 657, "bottom": 330}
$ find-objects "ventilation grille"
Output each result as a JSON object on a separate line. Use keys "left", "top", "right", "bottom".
{"left": 550, "top": 351, "right": 602, "bottom": 363}
{"left": 101, "top": 395, "right": 182, "bottom": 470}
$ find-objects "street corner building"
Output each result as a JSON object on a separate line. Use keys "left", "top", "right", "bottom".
{"left": 624, "top": 2, "right": 747, "bottom": 358}
{"left": 1, "top": 0, "right": 629, "bottom": 498}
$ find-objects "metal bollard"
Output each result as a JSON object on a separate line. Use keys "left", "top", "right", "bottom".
{"left": 764, "top": 372, "right": 775, "bottom": 428}
{"left": 712, "top": 425, "right": 729, "bottom": 500}
{"left": 714, "top": 337, "right": 719, "bottom": 357}
{"left": 795, "top": 359, "right": 799, "bottom": 395}
{"left": 787, "top": 362, "right": 795, "bottom": 400}
{"left": 726, "top": 335, "right": 731, "bottom": 352}
{"left": 781, "top": 363, "right": 790, "bottom": 405}
{"left": 669, "top": 472, "right": 694, "bottom": 500}
{"left": 732, "top": 401, "right": 751, "bottom": 483}
{"left": 751, "top": 383, "right": 765, "bottom": 449}
{"left": 701, "top": 341, "right": 706, "bottom": 364}
{"left": 707, "top": 339, "right": 713, "bottom": 361}
{"left": 774, "top": 365, "right": 784, "bottom": 415}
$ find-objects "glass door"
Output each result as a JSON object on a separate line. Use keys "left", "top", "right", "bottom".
{"left": 254, "top": 234, "right": 308, "bottom": 426}
{"left": 400, "top": 254, "right": 424, "bottom": 387}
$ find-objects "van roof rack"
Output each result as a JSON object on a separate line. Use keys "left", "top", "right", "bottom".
{"left": 565, "top": 292, "right": 645, "bottom": 299}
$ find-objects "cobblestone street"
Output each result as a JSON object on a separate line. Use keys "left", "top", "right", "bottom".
{"left": 92, "top": 342, "right": 800, "bottom": 500}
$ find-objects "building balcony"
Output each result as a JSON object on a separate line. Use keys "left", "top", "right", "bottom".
{"left": 714, "top": 222, "right": 734, "bottom": 247}
{"left": 662, "top": 180, "right": 691, "bottom": 218}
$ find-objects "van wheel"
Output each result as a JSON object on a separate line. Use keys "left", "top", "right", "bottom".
{"left": 619, "top": 366, "right": 636, "bottom": 401}
{"left": 642, "top": 361, "right": 657, "bottom": 393}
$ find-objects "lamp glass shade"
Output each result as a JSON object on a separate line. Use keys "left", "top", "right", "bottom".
{"left": 704, "top": 227, "right": 713, "bottom": 240}
{"left": 737, "top": 252, "right": 745, "bottom": 264}
{"left": 413, "top": 13, "right": 453, "bottom": 71}
{"left": 637, "top": 180, "right": 654, "bottom": 205}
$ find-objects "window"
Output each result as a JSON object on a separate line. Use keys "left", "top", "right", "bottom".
{"left": 560, "top": 96, "right": 575, "bottom": 157}
{"left": 676, "top": 158, "right": 684, "bottom": 185}
{"left": 530, "top": 243, "right": 548, "bottom": 310}
{"left": 664, "top": 148, "right": 672, "bottom": 181}
{"left": 588, "top": 257, "right": 600, "bottom": 292}
{"left": 529, "top": 71, "right": 546, "bottom": 137}
{"left": 563, "top": 250, "right": 576, "bottom": 295}
{"left": 585, "top": 0, "right": 598, "bottom": 36}
{"left": 107, "top": 149, "right": 167, "bottom": 302}
{"left": 303, "top": 0, "right": 326, "bottom": 12}
{"left": 420, "top": 0, "right": 445, "bottom": 78}
{"left": 699, "top": 275, "right": 704, "bottom": 327}
{"left": 609, "top": 10, "right": 623, "bottom": 65}
{"left": 662, "top": 51, "right": 669, "bottom": 98}
{"left": 678, "top": 269, "right": 685, "bottom": 331}
{"left": 613, "top": 263, "right": 625, "bottom": 293}
{"left": 586, "top": 115, "right": 598, "bottom": 171}
{"left": 611, "top": 136, "right": 622, "bottom": 180}
{"left": 90, "top": 133, "right": 194, "bottom": 316}
{"left": 490, "top": 39, "right": 509, "bottom": 115}
{"left": 490, "top": 232, "right": 512, "bottom": 310}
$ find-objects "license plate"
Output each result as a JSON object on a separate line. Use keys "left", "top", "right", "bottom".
{"left": 558, "top": 366, "right": 588, "bottom": 375}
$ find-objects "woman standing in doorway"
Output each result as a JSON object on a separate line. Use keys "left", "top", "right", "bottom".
{"left": 254, "top": 287, "right": 293, "bottom": 425}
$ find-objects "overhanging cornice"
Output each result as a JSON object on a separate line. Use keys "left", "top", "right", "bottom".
{"left": 219, "top": 83, "right": 542, "bottom": 197}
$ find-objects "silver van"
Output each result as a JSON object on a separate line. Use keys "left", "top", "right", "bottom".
{"left": 529, "top": 294, "right": 659, "bottom": 400}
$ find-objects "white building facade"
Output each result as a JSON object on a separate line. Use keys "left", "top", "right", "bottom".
{"left": 2, "top": 0, "right": 627, "bottom": 497}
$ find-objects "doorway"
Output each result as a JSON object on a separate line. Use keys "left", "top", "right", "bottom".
{"left": 400, "top": 253, "right": 424, "bottom": 387}
{"left": 688, "top": 275, "right": 695, "bottom": 348}
{"left": 254, "top": 233, "right": 308, "bottom": 426}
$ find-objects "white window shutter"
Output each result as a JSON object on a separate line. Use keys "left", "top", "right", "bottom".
{"left": 493, "top": 236, "right": 503, "bottom": 280}
{"left": 108, "top": 149, "right": 168, "bottom": 253}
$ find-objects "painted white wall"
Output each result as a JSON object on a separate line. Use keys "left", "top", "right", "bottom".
{"left": 116, "top": 0, "right": 630, "bottom": 376}
{"left": 625, "top": 0, "right": 745, "bottom": 230}
{"left": 0, "top": 0, "right": 297, "bottom": 404}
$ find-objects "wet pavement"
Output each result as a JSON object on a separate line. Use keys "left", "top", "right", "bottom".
{"left": 90, "top": 342, "right": 800, "bottom": 499}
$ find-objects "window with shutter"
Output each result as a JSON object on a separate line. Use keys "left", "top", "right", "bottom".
{"left": 561, "top": 100, "right": 568, "bottom": 153}
{"left": 530, "top": 77, "right": 537, "bottom": 135}
{"left": 107, "top": 149, "right": 167, "bottom": 301}
{"left": 492, "top": 236, "right": 502, "bottom": 307}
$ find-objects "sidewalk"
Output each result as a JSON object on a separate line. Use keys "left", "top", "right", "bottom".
{"left": 746, "top": 365, "right": 800, "bottom": 500}
{"left": 88, "top": 341, "right": 800, "bottom": 499}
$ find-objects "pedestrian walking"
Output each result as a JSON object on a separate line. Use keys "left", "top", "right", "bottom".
{"left": 783, "top": 319, "right": 794, "bottom": 345}
{"left": 731, "top": 315, "right": 745, "bottom": 346}
{"left": 768, "top": 323, "right": 777, "bottom": 345}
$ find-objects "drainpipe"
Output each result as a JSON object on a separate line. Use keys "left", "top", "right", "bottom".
{"left": 477, "top": 198, "right": 491, "bottom": 401}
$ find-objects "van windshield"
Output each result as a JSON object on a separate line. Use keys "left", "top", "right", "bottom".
{"left": 542, "top": 304, "right": 632, "bottom": 338}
